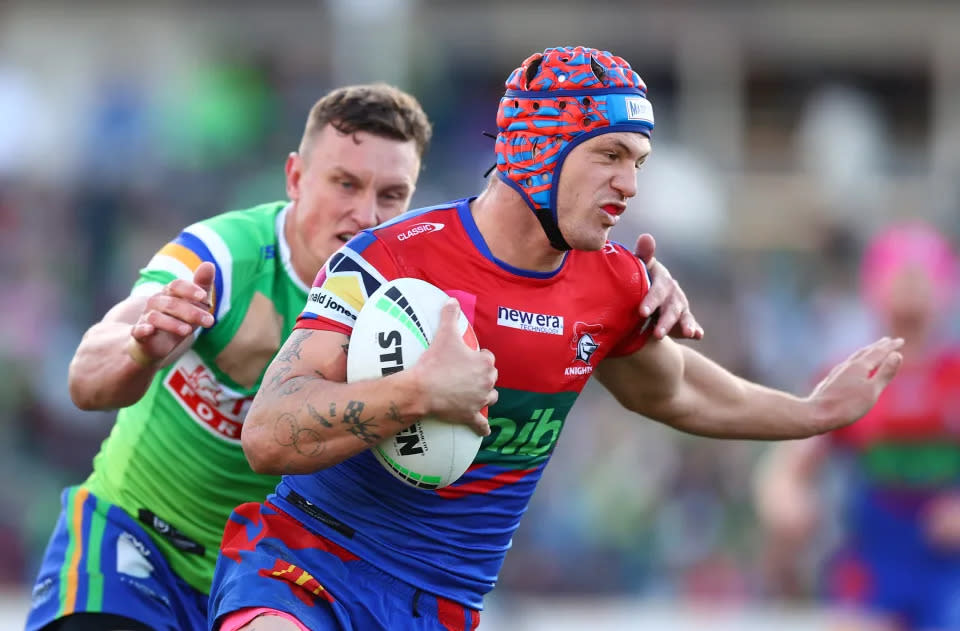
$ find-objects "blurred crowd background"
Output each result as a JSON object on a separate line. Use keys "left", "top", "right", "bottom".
{"left": 2, "top": 0, "right": 960, "bottom": 627}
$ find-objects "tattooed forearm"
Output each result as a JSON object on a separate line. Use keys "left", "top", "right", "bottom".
{"left": 275, "top": 330, "right": 311, "bottom": 364}
{"left": 384, "top": 401, "right": 404, "bottom": 425}
{"left": 305, "top": 403, "right": 334, "bottom": 428}
{"left": 267, "top": 365, "right": 291, "bottom": 391}
{"left": 341, "top": 400, "right": 381, "bottom": 444}
{"left": 273, "top": 413, "right": 325, "bottom": 458}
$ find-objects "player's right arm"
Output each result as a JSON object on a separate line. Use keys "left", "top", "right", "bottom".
{"left": 241, "top": 300, "right": 495, "bottom": 475}
{"left": 67, "top": 262, "right": 215, "bottom": 410}
{"left": 596, "top": 335, "right": 903, "bottom": 439}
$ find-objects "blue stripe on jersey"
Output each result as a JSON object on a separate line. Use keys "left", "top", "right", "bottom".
{"left": 175, "top": 231, "right": 225, "bottom": 321}
{"left": 455, "top": 201, "right": 568, "bottom": 279}
{"left": 345, "top": 231, "right": 376, "bottom": 254}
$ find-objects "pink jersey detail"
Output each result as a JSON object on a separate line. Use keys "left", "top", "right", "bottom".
{"left": 219, "top": 607, "right": 311, "bottom": 631}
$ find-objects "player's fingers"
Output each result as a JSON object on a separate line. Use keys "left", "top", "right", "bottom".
{"left": 150, "top": 295, "right": 215, "bottom": 328}
{"left": 435, "top": 299, "right": 462, "bottom": 342}
{"left": 486, "top": 388, "right": 499, "bottom": 407}
{"left": 870, "top": 351, "right": 903, "bottom": 387}
{"left": 859, "top": 337, "right": 904, "bottom": 369}
{"left": 193, "top": 262, "right": 216, "bottom": 300}
{"left": 842, "top": 337, "right": 888, "bottom": 365}
{"left": 471, "top": 412, "right": 491, "bottom": 437}
{"left": 677, "top": 310, "right": 704, "bottom": 340}
{"left": 657, "top": 301, "right": 687, "bottom": 340}
{"left": 164, "top": 277, "right": 209, "bottom": 303}
{"left": 633, "top": 232, "right": 657, "bottom": 264}
{"left": 143, "top": 310, "right": 196, "bottom": 338}
{"left": 638, "top": 265, "right": 670, "bottom": 320}
{"left": 130, "top": 321, "right": 156, "bottom": 340}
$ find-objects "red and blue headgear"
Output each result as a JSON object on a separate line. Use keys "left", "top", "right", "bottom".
{"left": 495, "top": 46, "right": 654, "bottom": 250}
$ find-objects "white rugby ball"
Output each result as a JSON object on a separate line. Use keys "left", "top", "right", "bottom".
{"left": 346, "top": 278, "right": 484, "bottom": 490}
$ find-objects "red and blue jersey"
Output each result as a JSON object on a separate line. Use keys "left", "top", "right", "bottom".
{"left": 822, "top": 349, "right": 960, "bottom": 627}
{"left": 274, "top": 198, "right": 652, "bottom": 608}
{"left": 831, "top": 347, "right": 960, "bottom": 490}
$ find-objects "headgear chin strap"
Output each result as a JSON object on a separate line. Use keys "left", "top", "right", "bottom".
{"left": 495, "top": 46, "right": 655, "bottom": 250}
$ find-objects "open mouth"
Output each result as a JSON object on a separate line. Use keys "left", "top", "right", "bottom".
{"left": 602, "top": 204, "right": 625, "bottom": 217}
{"left": 337, "top": 232, "right": 356, "bottom": 243}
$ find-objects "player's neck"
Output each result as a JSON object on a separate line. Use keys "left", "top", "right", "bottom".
{"left": 284, "top": 204, "right": 321, "bottom": 286}
{"left": 470, "top": 184, "right": 566, "bottom": 273}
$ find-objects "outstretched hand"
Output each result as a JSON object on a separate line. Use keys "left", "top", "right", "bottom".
{"left": 634, "top": 233, "right": 704, "bottom": 340}
{"left": 127, "top": 262, "right": 216, "bottom": 366}
{"left": 808, "top": 336, "right": 904, "bottom": 431}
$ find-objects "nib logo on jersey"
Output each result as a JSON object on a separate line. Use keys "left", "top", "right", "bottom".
{"left": 164, "top": 354, "right": 252, "bottom": 442}
{"left": 565, "top": 322, "right": 602, "bottom": 376}
{"left": 477, "top": 388, "right": 579, "bottom": 469}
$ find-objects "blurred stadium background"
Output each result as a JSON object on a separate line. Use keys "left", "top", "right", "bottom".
{"left": 2, "top": 0, "right": 959, "bottom": 628}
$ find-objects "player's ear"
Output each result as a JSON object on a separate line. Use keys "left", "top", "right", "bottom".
{"left": 285, "top": 152, "right": 302, "bottom": 201}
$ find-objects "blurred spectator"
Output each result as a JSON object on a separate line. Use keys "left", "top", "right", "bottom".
{"left": 754, "top": 221, "right": 960, "bottom": 630}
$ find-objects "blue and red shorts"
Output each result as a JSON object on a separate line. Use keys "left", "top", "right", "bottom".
{"left": 824, "top": 489, "right": 960, "bottom": 629}
{"left": 25, "top": 486, "right": 208, "bottom": 631}
{"left": 209, "top": 501, "right": 480, "bottom": 631}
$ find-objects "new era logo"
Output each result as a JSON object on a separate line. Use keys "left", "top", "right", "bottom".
{"left": 497, "top": 306, "right": 564, "bottom": 335}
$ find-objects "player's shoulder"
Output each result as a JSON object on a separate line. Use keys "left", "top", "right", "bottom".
{"left": 576, "top": 240, "right": 650, "bottom": 287}
{"left": 183, "top": 201, "right": 286, "bottom": 262}
{"left": 367, "top": 198, "right": 467, "bottom": 248}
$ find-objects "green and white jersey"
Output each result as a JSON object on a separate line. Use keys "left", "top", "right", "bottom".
{"left": 83, "top": 201, "right": 309, "bottom": 593}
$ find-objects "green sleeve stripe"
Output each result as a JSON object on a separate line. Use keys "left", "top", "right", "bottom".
{"left": 83, "top": 496, "right": 107, "bottom": 611}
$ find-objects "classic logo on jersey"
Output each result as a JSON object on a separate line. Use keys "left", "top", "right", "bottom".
{"left": 602, "top": 242, "right": 617, "bottom": 254}
{"left": 301, "top": 249, "right": 385, "bottom": 328}
{"left": 396, "top": 222, "right": 444, "bottom": 241}
{"left": 566, "top": 322, "right": 603, "bottom": 376}
{"left": 164, "top": 354, "right": 252, "bottom": 442}
{"left": 496, "top": 306, "right": 564, "bottom": 335}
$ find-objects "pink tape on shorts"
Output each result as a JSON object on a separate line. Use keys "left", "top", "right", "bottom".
{"left": 219, "top": 607, "right": 312, "bottom": 631}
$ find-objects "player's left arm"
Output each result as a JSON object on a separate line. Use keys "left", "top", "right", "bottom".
{"left": 595, "top": 336, "right": 903, "bottom": 440}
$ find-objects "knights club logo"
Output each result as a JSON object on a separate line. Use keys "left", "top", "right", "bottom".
{"left": 572, "top": 322, "right": 602, "bottom": 364}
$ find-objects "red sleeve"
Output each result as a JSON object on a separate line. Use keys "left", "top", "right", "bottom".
{"left": 294, "top": 234, "right": 401, "bottom": 336}
{"left": 607, "top": 247, "right": 654, "bottom": 357}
